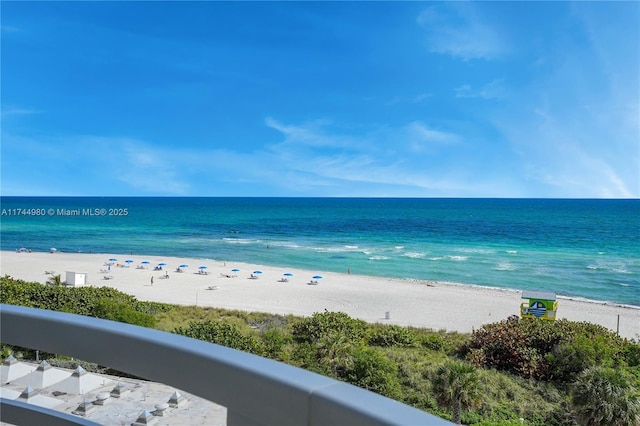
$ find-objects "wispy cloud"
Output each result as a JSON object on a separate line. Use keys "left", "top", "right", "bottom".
{"left": 1, "top": 107, "right": 42, "bottom": 117}
{"left": 404, "top": 121, "right": 459, "bottom": 153}
{"left": 412, "top": 93, "right": 433, "bottom": 103}
{"left": 261, "top": 118, "right": 521, "bottom": 196}
{"left": 455, "top": 79, "right": 508, "bottom": 100}
{"left": 1, "top": 134, "right": 192, "bottom": 195}
{"left": 0, "top": 25, "right": 23, "bottom": 33}
{"left": 417, "top": 4, "right": 508, "bottom": 61}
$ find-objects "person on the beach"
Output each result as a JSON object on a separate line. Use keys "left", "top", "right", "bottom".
{"left": 151, "top": 276, "right": 154, "bottom": 286}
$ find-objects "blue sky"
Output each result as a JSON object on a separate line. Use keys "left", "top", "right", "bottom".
{"left": 2, "top": 1, "right": 638, "bottom": 198}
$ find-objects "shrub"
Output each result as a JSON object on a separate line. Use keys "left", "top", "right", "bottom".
{"left": 368, "top": 324, "right": 417, "bottom": 347}
{"left": 431, "top": 360, "right": 482, "bottom": 424}
{"left": 461, "top": 316, "right": 627, "bottom": 381}
{"left": 291, "top": 310, "right": 369, "bottom": 345}
{"left": 0, "top": 276, "right": 158, "bottom": 326}
{"left": 545, "top": 334, "right": 623, "bottom": 382}
{"left": 421, "top": 333, "right": 446, "bottom": 351}
{"left": 571, "top": 366, "right": 640, "bottom": 426}
{"left": 344, "top": 347, "right": 402, "bottom": 400}
{"left": 461, "top": 316, "right": 556, "bottom": 378}
{"left": 92, "top": 299, "right": 157, "bottom": 328}
{"left": 174, "top": 320, "right": 265, "bottom": 355}
{"left": 262, "top": 328, "right": 293, "bottom": 361}
{"left": 624, "top": 341, "right": 640, "bottom": 367}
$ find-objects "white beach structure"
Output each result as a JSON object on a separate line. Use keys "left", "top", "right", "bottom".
{"left": 65, "top": 271, "right": 87, "bottom": 286}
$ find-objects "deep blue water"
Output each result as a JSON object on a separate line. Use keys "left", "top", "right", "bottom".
{"left": 1, "top": 197, "right": 638, "bottom": 305}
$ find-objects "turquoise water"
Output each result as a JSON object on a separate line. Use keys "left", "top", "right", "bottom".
{"left": 1, "top": 197, "right": 638, "bottom": 305}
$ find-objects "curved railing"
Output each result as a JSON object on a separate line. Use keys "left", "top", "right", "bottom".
{"left": 0, "top": 304, "right": 452, "bottom": 425}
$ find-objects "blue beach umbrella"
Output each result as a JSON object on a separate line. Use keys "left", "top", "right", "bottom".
{"left": 125, "top": 259, "right": 134, "bottom": 264}
{"left": 283, "top": 273, "right": 293, "bottom": 277}
{"left": 312, "top": 275, "right": 323, "bottom": 279}
{"left": 180, "top": 264, "right": 189, "bottom": 268}
{"left": 231, "top": 268, "right": 240, "bottom": 272}
{"left": 253, "top": 270, "right": 262, "bottom": 274}
{"left": 141, "top": 261, "right": 150, "bottom": 265}
{"left": 199, "top": 266, "right": 208, "bottom": 270}
{"left": 158, "top": 262, "right": 167, "bottom": 267}
{"left": 108, "top": 258, "right": 117, "bottom": 262}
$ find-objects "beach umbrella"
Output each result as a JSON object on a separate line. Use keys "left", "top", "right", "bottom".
{"left": 283, "top": 273, "right": 293, "bottom": 277}
{"left": 108, "top": 258, "right": 117, "bottom": 262}
{"left": 312, "top": 275, "right": 323, "bottom": 279}
{"left": 158, "top": 263, "right": 167, "bottom": 266}
{"left": 125, "top": 259, "right": 134, "bottom": 264}
{"left": 199, "top": 266, "right": 208, "bottom": 270}
{"left": 231, "top": 268, "right": 240, "bottom": 272}
{"left": 253, "top": 270, "right": 262, "bottom": 274}
{"left": 141, "top": 261, "right": 150, "bottom": 265}
{"left": 179, "top": 264, "right": 189, "bottom": 268}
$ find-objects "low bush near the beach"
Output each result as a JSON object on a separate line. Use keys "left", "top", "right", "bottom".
{"left": 93, "top": 299, "right": 157, "bottom": 328}
{"left": 570, "top": 366, "right": 640, "bottom": 426}
{"left": 461, "top": 315, "right": 630, "bottom": 382}
{"left": 174, "top": 320, "right": 265, "bottom": 356}
{"left": 291, "top": 310, "right": 369, "bottom": 344}
{"left": 262, "top": 328, "right": 294, "bottom": 361}
{"left": 368, "top": 324, "right": 417, "bottom": 347}
{"left": 623, "top": 341, "right": 640, "bottom": 367}
{"left": 344, "top": 347, "right": 402, "bottom": 400}
{"left": 0, "top": 276, "right": 156, "bottom": 327}
{"left": 420, "top": 333, "right": 447, "bottom": 351}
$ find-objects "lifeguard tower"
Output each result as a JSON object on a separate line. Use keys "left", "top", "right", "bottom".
{"left": 520, "top": 290, "right": 558, "bottom": 321}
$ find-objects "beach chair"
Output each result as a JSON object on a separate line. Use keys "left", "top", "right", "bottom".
{"left": 103, "top": 275, "right": 114, "bottom": 280}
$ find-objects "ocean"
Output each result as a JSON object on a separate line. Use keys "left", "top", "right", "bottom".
{"left": 1, "top": 197, "right": 638, "bottom": 306}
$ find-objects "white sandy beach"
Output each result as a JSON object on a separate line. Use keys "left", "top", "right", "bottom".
{"left": 1, "top": 250, "right": 639, "bottom": 340}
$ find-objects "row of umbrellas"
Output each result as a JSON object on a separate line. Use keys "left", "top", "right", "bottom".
{"left": 107, "top": 258, "right": 208, "bottom": 270}
{"left": 106, "top": 258, "right": 323, "bottom": 279}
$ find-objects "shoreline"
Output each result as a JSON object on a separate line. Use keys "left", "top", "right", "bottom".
{"left": 2, "top": 250, "right": 639, "bottom": 340}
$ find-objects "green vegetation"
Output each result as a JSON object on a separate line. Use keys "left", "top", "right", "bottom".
{"left": 2, "top": 276, "right": 639, "bottom": 425}
{"left": 570, "top": 366, "right": 640, "bottom": 426}
{"left": 431, "top": 361, "right": 482, "bottom": 424}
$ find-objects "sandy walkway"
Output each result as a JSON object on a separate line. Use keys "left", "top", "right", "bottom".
{"left": 2, "top": 251, "right": 638, "bottom": 340}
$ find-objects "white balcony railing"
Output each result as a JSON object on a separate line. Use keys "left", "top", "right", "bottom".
{"left": 0, "top": 304, "right": 453, "bottom": 425}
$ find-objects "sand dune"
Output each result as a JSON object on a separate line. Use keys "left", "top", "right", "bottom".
{"left": 2, "top": 250, "right": 638, "bottom": 340}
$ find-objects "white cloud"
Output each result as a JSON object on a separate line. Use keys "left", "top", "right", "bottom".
{"left": 0, "top": 134, "right": 193, "bottom": 195}
{"left": 412, "top": 93, "right": 433, "bottom": 103}
{"left": 1, "top": 107, "right": 42, "bottom": 117}
{"left": 404, "top": 121, "right": 459, "bottom": 153}
{"left": 417, "top": 4, "right": 508, "bottom": 61}
{"left": 261, "top": 118, "right": 520, "bottom": 196}
{"left": 455, "top": 79, "right": 508, "bottom": 100}
{"left": 265, "top": 117, "right": 342, "bottom": 148}
{"left": 0, "top": 25, "right": 22, "bottom": 33}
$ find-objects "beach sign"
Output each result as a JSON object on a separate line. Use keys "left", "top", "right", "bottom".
{"left": 520, "top": 290, "right": 558, "bottom": 321}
